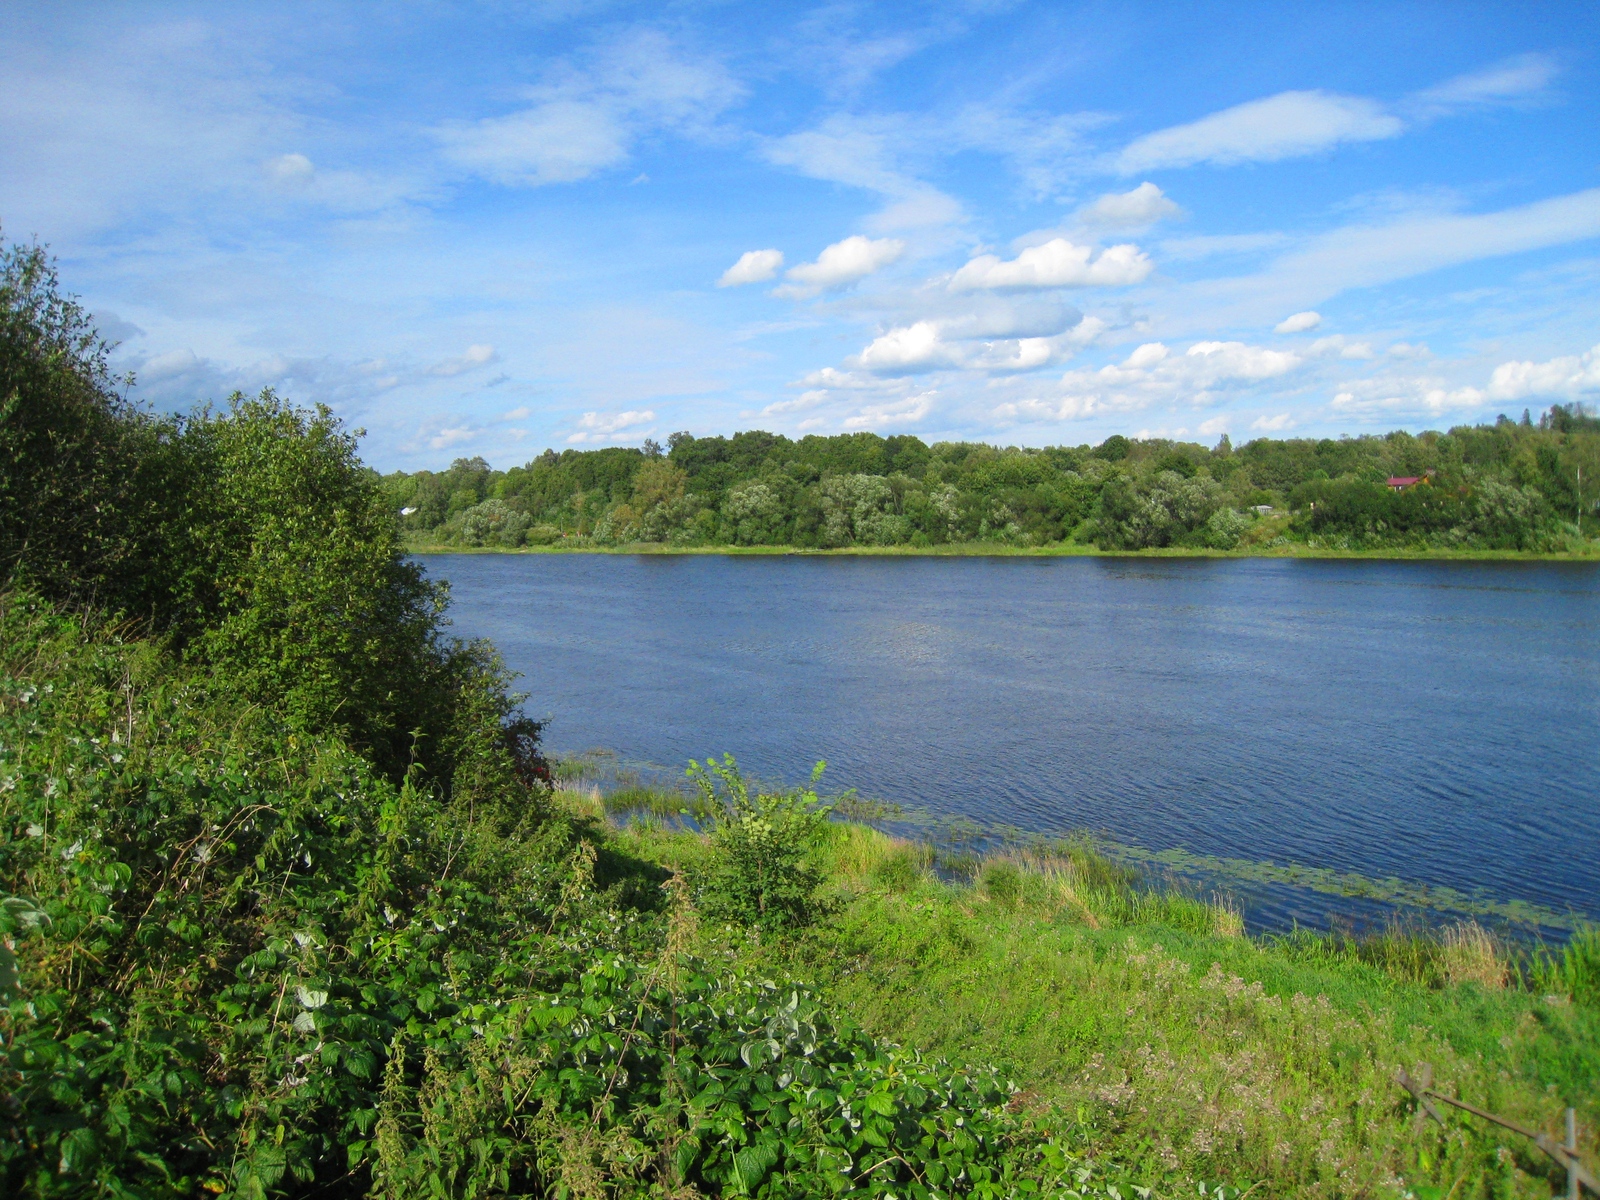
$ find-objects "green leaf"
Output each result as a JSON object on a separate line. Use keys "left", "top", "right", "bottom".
{"left": 733, "top": 1141, "right": 780, "bottom": 1193}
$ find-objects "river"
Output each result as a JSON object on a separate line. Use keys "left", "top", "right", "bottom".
{"left": 418, "top": 552, "right": 1600, "bottom": 933}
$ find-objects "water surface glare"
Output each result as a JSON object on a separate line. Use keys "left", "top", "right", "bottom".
{"left": 420, "top": 554, "right": 1600, "bottom": 928}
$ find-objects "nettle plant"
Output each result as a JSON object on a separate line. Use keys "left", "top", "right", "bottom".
{"left": 688, "top": 756, "right": 833, "bottom": 933}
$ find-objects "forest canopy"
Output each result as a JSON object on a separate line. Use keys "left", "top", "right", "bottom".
{"left": 387, "top": 413, "right": 1600, "bottom": 555}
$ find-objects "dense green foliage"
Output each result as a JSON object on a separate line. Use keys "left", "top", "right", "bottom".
{"left": 0, "top": 240, "right": 534, "bottom": 788}
{"left": 0, "top": 242, "right": 177, "bottom": 611}
{"left": 5, "top": 600, "right": 1125, "bottom": 1198}
{"left": 388, "top": 417, "right": 1600, "bottom": 554}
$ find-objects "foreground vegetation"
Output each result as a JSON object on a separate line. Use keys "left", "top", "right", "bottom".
{"left": 5, "top": 240, "right": 1119, "bottom": 1198}
{"left": 584, "top": 783, "right": 1600, "bottom": 1200}
{"left": 384, "top": 417, "right": 1600, "bottom": 557}
{"left": 4, "top": 238, "right": 1596, "bottom": 1198}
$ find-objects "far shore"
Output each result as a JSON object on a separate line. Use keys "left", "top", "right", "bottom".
{"left": 406, "top": 539, "right": 1600, "bottom": 562}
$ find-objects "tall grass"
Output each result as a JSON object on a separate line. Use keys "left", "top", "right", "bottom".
{"left": 611, "top": 819, "right": 1599, "bottom": 1198}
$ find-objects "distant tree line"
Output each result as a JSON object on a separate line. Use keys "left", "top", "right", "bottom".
{"left": 385, "top": 410, "right": 1600, "bottom": 553}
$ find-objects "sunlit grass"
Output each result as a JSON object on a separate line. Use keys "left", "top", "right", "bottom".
{"left": 608, "top": 816, "right": 1600, "bottom": 1197}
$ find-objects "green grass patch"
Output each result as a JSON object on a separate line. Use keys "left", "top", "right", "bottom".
{"left": 608, "top": 820, "right": 1600, "bottom": 1199}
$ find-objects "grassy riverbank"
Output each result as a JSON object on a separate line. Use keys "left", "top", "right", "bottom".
{"left": 407, "top": 536, "right": 1600, "bottom": 561}
{"left": 564, "top": 785, "right": 1600, "bottom": 1199}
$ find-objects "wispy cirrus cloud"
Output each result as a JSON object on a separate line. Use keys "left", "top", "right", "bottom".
{"left": 1110, "top": 54, "right": 1559, "bottom": 174}
{"left": 1404, "top": 52, "right": 1560, "bottom": 120}
{"left": 762, "top": 113, "right": 965, "bottom": 232}
{"left": 1114, "top": 91, "right": 1403, "bottom": 173}
{"left": 435, "top": 30, "right": 743, "bottom": 187}
{"left": 1164, "top": 188, "right": 1600, "bottom": 330}
{"left": 426, "top": 344, "right": 498, "bottom": 377}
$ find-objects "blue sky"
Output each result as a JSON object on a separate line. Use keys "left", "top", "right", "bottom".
{"left": 4, "top": 2, "right": 1598, "bottom": 469}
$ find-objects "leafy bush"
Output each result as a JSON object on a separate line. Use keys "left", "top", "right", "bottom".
{"left": 171, "top": 393, "right": 519, "bottom": 785}
{"left": 690, "top": 756, "right": 833, "bottom": 932}
{"left": 0, "top": 599, "right": 1129, "bottom": 1199}
{"left": 446, "top": 497, "right": 532, "bottom": 546}
{"left": 0, "top": 240, "right": 179, "bottom": 612}
{"left": 1096, "top": 471, "right": 1224, "bottom": 549}
{"left": 1202, "top": 506, "right": 1251, "bottom": 550}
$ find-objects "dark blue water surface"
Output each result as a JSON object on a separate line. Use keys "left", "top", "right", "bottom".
{"left": 419, "top": 554, "right": 1600, "bottom": 930}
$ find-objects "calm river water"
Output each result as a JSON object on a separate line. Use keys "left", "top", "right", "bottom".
{"left": 418, "top": 553, "right": 1599, "bottom": 932}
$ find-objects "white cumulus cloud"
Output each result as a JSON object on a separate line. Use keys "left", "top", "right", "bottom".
{"left": 775, "top": 235, "right": 905, "bottom": 298}
{"left": 567, "top": 409, "right": 657, "bottom": 443}
{"left": 1185, "top": 340, "right": 1303, "bottom": 380}
{"left": 841, "top": 312, "right": 1103, "bottom": 377}
{"left": 1275, "top": 311, "right": 1322, "bottom": 333}
{"left": 1486, "top": 343, "right": 1600, "bottom": 401}
{"left": 265, "top": 152, "right": 315, "bottom": 184}
{"left": 1251, "top": 413, "right": 1296, "bottom": 431}
{"left": 841, "top": 391, "right": 936, "bottom": 430}
{"left": 1075, "top": 182, "right": 1182, "bottom": 229}
{"left": 1309, "top": 335, "right": 1374, "bottom": 360}
{"left": 950, "top": 239, "right": 1152, "bottom": 291}
{"left": 430, "top": 426, "right": 480, "bottom": 450}
{"left": 850, "top": 322, "right": 953, "bottom": 372}
{"left": 993, "top": 338, "right": 1303, "bottom": 424}
{"left": 719, "top": 249, "right": 784, "bottom": 286}
{"left": 1115, "top": 91, "right": 1403, "bottom": 172}
{"left": 1330, "top": 377, "right": 1485, "bottom": 419}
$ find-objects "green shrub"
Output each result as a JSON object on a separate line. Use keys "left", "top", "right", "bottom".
{"left": 1, "top": 244, "right": 544, "bottom": 793}
{"left": 690, "top": 755, "right": 832, "bottom": 932}
{"left": 170, "top": 392, "right": 520, "bottom": 785}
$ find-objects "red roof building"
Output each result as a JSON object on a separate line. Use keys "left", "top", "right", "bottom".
{"left": 1386, "top": 476, "right": 1421, "bottom": 490}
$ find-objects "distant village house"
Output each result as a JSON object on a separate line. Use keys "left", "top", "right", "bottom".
{"left": 1385, "top": 471, "right": 1435, "bottom": 491}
